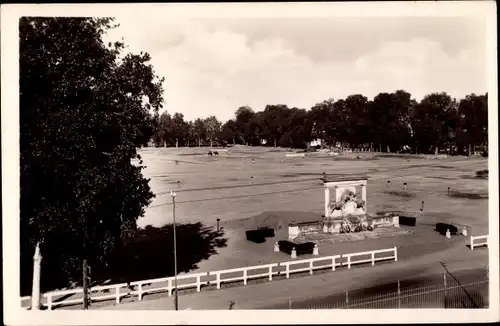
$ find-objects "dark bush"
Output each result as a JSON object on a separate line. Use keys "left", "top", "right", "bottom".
{"left": 482, "top": 151, "right": 488, "bottom": 157}
{"left": 435, "top": 223, "right": 458, "bottom": 235}
{"left": 399, "top": 215, "right": 416, "bottom": 226}
{"left": 278, "top": 240, "right": 315, "bottom": 255}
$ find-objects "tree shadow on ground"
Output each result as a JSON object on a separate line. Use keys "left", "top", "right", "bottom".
{"left": 448, "top": 192, "right": 488, "bottom": 200}
{"left": 383, "top": 190, "right": 416, "bottom": 200}
{"left": 108, "top": 222, "right": 227, "bottom": 283}
{"left": 20, "top": 222, "right": 227, "bottom": 295}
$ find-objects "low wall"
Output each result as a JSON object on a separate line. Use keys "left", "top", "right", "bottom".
{"left": 289, "top": 215, "right": 399, "bottom": 238}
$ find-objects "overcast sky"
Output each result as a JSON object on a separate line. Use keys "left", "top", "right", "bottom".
{"left": 105, "top": 8, "right": 490, "bottom": 122}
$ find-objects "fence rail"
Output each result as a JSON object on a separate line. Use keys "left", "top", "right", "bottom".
{"left": 21, "top": 246, "right": 397, "bottom": 310}
{"left": 470, "top": 235, "right": 488, "bottom": 250}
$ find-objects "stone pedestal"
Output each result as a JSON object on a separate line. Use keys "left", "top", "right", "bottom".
{"left": 313, "top": 245, "right": 319, "bottom": 256}
{"left": 446, "top": 229, "right": 451, "bottom": 238}
{"left": 462, "top": 228, "right": 468, "bottom": 236}
{"left": 322, "top": 224, "right": 328, "bottom": 233}
{"left": 274, "top": 242, "right": 279, "bottom": 252}
{"left": 291, "top": 248, "right": 297, "bottom": 259}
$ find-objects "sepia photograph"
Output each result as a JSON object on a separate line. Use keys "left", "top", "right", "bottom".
{"left": 1, "top": 2, "right": 498, "bottom": 325}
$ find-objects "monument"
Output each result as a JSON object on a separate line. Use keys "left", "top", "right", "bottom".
{"left": 288, "top": 175, "right": 399, "bottom": 240}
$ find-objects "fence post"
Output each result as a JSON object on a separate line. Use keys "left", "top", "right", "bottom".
{"left": 196, "top": 275, "right": 201, "bottom": 292}
{"left": 310, "top": 261, "right": 314, "bottom": 275}
{"left": 216, "top": 272, "right": 221, "bottom": 289}
{"left": 168, "top": 279, "right": 172, "bottom": 296}
{"left": 397, "top": 280, "right": 401, "bottom": 309}
{"left": 347, "top": 255, "right": 351, "bottom": 269}
{"left": 269, "top": 266, "right": 273, "bottom": 281}
{"left": 470, "top": 236, "right": 474, "bottom": 250}
{"left": 115, "top": 285, "right": 120, "bottom": 304}
{"left": 286, "top": 264, "right": 290, "bottom": 279}
{"left": 46, "top": 295, "right": 53, "bottom": 311}
{"left": 394, "top": 247, "right": 398, "bottom": 262}
{"left": 443, "top": 273, "right": 447, "bottom": 308}
{"left": 138, "top": 283, "right": 143, "bottom": 301}
{"left": 371, "top": 252, "right": 375, "bottom": 266}
{"left": 332, "top": 256, "right": 337, "bottom": 271}
{"left": 243, "top": 269, "right": 248, "bottom": 286}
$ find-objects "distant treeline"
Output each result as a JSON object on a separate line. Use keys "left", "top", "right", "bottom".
{"left": 151, "top": 91, "right": 487, "bottom": 155}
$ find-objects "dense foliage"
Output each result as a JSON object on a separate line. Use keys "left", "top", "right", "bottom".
{"left": 153, "top": 91, "right": 487, "bottom": 154}
{"left": 20, "top": 17, "right": 164, "bottom": 293}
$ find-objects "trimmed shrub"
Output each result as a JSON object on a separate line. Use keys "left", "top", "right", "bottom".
{"left": 258, "top": 227, "right": 275, "bottom": 237}
{"left": 399, "top": 215, "right": 416, "bottom": 226}
{"left": 245, "top": 230, "right": 266, "bottom": 243}
{"left": 278, "top": 240, "right": 315, "bottom": 255}
{"left": 245, "top": 228, "right": 275, "bottom": 243}
{"left": 435, "top": 223, "right": 458, "bottom": 235}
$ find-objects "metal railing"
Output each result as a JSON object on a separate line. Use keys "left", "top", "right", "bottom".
{"left": 303, "top": 278, "right": 488, "bottom": 309}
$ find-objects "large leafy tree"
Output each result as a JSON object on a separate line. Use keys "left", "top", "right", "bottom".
{"left": 308, "top": 99, "right": 336, "bottom": 146}
{"left": 458, "top": 93, "right": 488, "bottom": 154}
{"left": 219, "top": 119, "right": 238, "bottom": 145}
{"left": 203, "top": 116, "right": 222, "bottom": 147}
{"left": 20, "top": 17, "right": 164, "bottom": 292}
{"left": 410, "top": 92, "right": 458, "bottom": 154}
{"left": 193, "top": 118, "right": 206, "bottom": 147}
{"left": 366, "top": 91, "right": 413, "bottom": 152}
{"left": 261, "top": 104, "right": 289, "bottom": 147}
{"left": 234, "top": 106, "right": 255, "bottom": 145}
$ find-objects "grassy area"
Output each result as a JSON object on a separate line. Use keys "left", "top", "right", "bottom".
{"left": 136, "top": 145, "right": 488, "bottom": 275}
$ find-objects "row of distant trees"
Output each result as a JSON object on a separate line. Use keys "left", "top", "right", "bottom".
{"left": 152, "top": 91, "right": 488, "bottom": 155}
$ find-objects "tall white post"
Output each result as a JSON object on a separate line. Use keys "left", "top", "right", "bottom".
{"left": 31, "top": 242, "right": 42, "bottom": 310}
{"left": 324, "top": 187, "right": 330, "bottom": 217}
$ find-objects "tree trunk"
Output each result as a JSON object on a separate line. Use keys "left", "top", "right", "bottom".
{"left": 210, "top": 138, "right": 213, "bottom": 148}
{"left": 31, "top": 242, "right": 42, "bottom": 310}
{"left": 233, "top": 137, "right": 235, "bottom": 145}
{"left": 435, "top": 147, "right": 439, "bottom": 156}
{"left": 175, "top": 138, "right": 178, "bottom": 148}
{"left": 198, "top": 138, "right": 201, "bottom": 147}
{"left": 468, "top": 144, "right": 472, "bottom": 156}
{"left": 379, "top": 144, "right": 382, "bottom": 153}
{"left": 187, "top": 139, "right": 190, "bottom": 147}
{"left": 83, "top": 259, "right": 89, "bottom": 310}
{"left": 274, "top": 138, "right": 277, "bottom": 148}
{"left": 387, "top": 145, "right": 390, "bottom": 153}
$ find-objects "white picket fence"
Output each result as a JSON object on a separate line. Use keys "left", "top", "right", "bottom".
{"left": 21, "top": 247, "right": 397, "bottom": 310}
{"left": 470, "top": 235, "right": 488, "bottom": 250}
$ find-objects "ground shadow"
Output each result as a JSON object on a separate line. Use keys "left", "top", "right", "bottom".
{"left": 448, "top": 192, "right": 488, "bottom": 200}
{"left": 108, "top": 222, "right": 227, "bottom": 283}
{"left": 383, "top": 190, "right": 416, "bottom": 199}
{"left": 20, "top": 222, "right": 227, "bottom": 295}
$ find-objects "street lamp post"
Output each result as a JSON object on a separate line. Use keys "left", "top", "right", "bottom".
{"left": 171, "top": 191, "right": 179, "bottom": 311}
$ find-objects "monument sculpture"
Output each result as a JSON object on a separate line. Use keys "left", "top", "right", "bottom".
{"left": 288, "top": 175, "right": 399, "bottom": 240}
